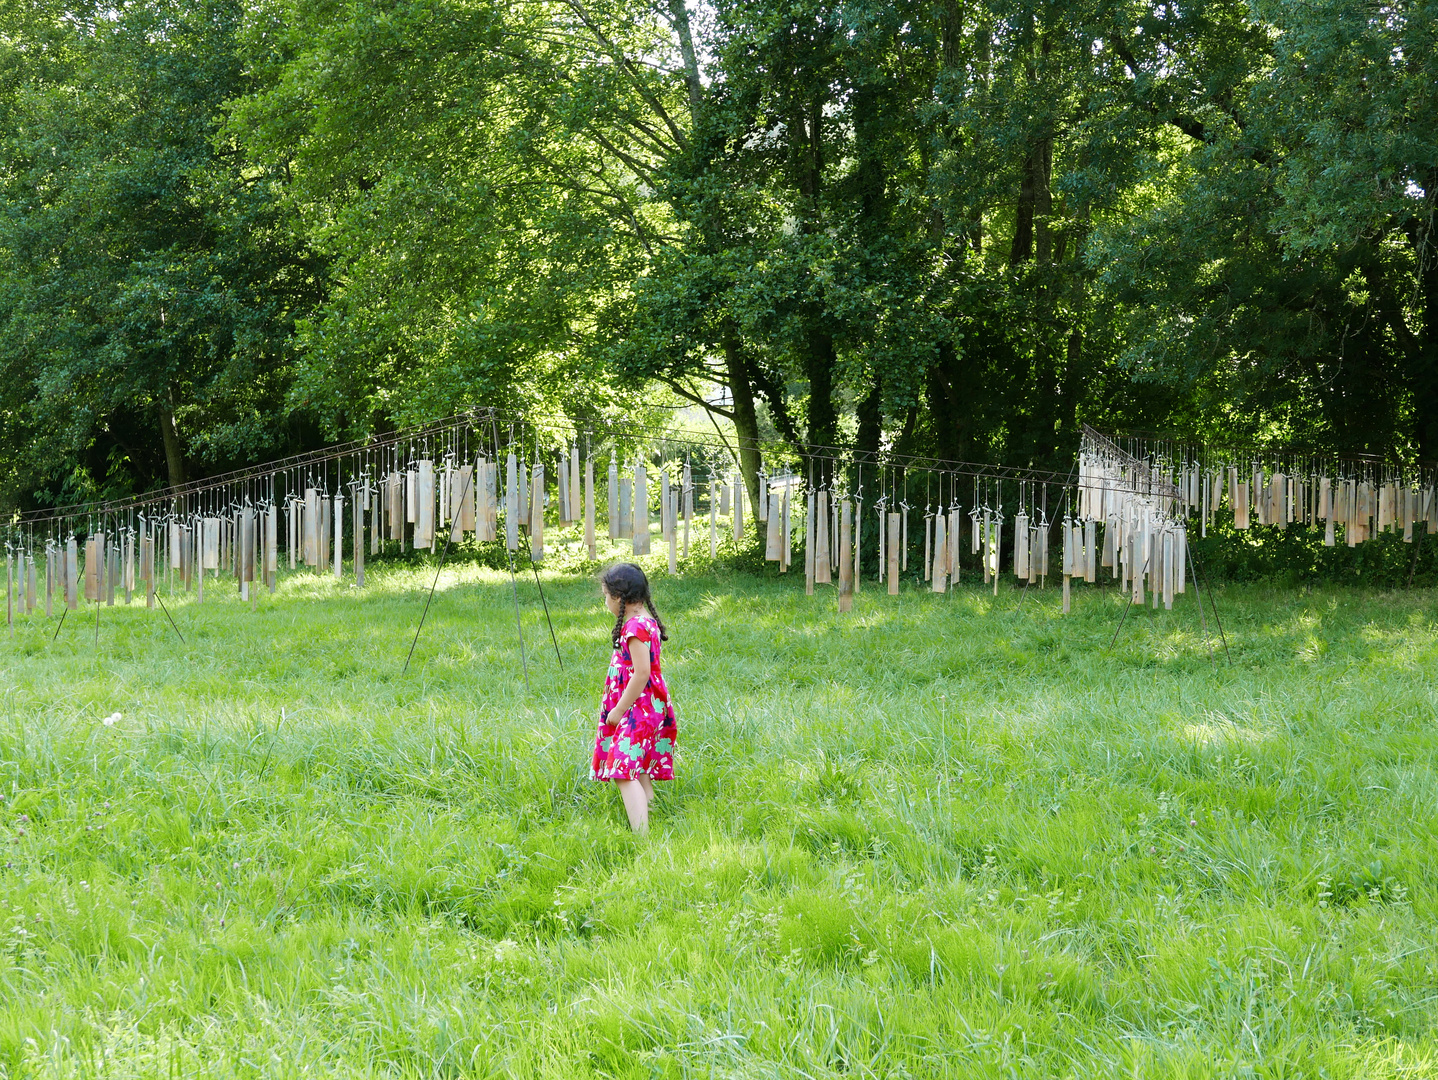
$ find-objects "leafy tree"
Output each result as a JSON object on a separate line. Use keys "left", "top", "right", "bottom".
{"left": 1091, "top": 0, "right": 1436, "bottom": 458}
{"left": 0, "top": 0, "right": 322, "bottom": 506}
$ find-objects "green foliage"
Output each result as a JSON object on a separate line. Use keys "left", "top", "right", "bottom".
{"left": 1191, "top": 521, "right": 1438, "bottom": 588}
{"left": 2, "top": 567, "right": 1437, "bottom": 1074}
{"left": 2, "top": 0, "right": 1435, "bottom": 565}
{"left": 0, "top": 0, "right": 323, "bottom": 502}
{"left": 230, "top": 0, "right": 666, "bottom": 439}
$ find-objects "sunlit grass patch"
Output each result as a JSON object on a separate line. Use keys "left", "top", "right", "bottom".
{"left": 0, "top": 569, "right": 1436, "bottom": 1076}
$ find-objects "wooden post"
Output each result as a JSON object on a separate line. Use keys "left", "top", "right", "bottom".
{"left": 838, "top": 499, "right": 853, "bottom": 612}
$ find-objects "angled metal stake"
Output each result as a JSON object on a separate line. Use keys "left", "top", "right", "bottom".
{"left": 531, "top": 561, "right": 562, "bottom": 669}
{"left": 1108, "top": 554, "right": 1150, "bottom": 650}
{"left": 154, "top": 591, "right": 185, "bottom": 644}
{"left": 403, "top": 468, "right": 473, "bottom": 675}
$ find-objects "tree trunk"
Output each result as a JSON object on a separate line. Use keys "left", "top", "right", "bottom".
{"left": 667, "top": 0, "right": 703, "bottom": 116}
{"left": 158, "top": 394, "right": 186, "bottom": 488}
{"left": 721, "top": 326, "right": 764, "bottom": 524}
{"left": 1010, "top": 138, "right": 1052, "bottom": 266}
{"left": 926, "top": 340, "right": 966, "bottom": 464}
{"left": 1416, "top": 207, "right": 1438, "bottom": 460}
{"left": 856, "top": 375, "right": 882, "bottom": 464}
{"left": 806, "top": 326, "right": 837, "bottom": 486}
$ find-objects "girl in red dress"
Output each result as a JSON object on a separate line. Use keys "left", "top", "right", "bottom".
{"left": 592, "top": 562, "right": 676, "bottom": 833}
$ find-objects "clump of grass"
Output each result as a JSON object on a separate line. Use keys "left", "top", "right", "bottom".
{"left": 1, "top": 563, "right": 1436, "bottom": 1077}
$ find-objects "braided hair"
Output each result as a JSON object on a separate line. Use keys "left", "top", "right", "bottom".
{"left": 599, "top": 562, "right": 669, "bottom": 646}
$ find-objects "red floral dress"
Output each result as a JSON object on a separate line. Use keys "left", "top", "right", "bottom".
{"left": 591, "top": 614, "right": 677, "bottom": 782}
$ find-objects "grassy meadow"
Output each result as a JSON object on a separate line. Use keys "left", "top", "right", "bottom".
{"left": 1, "top": 556, "right": 1436, "bottom": 1077}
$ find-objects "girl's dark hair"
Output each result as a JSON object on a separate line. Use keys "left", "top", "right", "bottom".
{"left": 599, "top": 562, "right": 669, "bottom": 645}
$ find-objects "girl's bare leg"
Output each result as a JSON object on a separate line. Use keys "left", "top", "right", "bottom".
{"left": 617, "top": 780, "right": 649, "bottom": 834}
{"left": 637, "top": 774, "right": 654, "bottom": 805}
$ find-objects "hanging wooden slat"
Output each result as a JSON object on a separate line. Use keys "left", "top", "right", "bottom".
{"left": 370, "top": 480, "right": 382, "bottom": 555}
{"left": 814, "top": 491, "right": 831, "bottom": 584}
{"left": 304, "top": 488, "right": 319, "bottom": 565}
{"left": 765, "top": 491, "right": 782, "bottom": 562}
{"left": 531, "top": 463, "right": 545, "bottom": 562}
{"left": 331, "top": 495, "right": 342, "bottom": 577}
{"left": 415, "top": 460, "right": 435, "bottom": 549}
{"left": 661, "top": 469, "right": 673, "bottom": 546}
{"left": 804, "top": 490, "right": 816, "bottom": 595}
{"left": 875, "top": 505, "right": 886, "bottom": 584}
{"left": 558, "top": 450, "right": 571, "bottom": 526}
{"left": 682, "top": 461, "right": 692, "bottom": 561}
{"left": 923, "top": 512, "right": 933, "bottom": 582}
{"left": 266, "top": 506, "right": 279, "bottom": 592}
{"left": 887, "top": 512, "right": 900, "bottom": 595}
{"left": 452, "top": 465, "right": 475, "bottom": 542}
{"left": 505, "top": 453, "right": 520, "bottom": 551}
{"left": 440, "top": 461, "right": 452, "bottom": 530}
{"left": 570, "top": 444, "right": 582, "bottom": 525}
{"left": 632, "top": 464, "right": 648, "bottom": 555}
{"left": 585, "top": 456, "right": 597, "bottom": 560}
{"left": 608, "top": 459, "right": 620, "bottom": 540}
{"left": 838, "top": 499, "right": 854, "bottom": 612}
{"left": 484, "top": 459, "right": 500, "bottom": 543}
{"left": 84, "top": 537, "right": 98, "bottom": 602}
{"left": 991, "top": 514, "right": 1003, "bottom": 597}
{"left": 616, "top": 473, "right": 631, "bottom": 540}
{"left": 709, "top": 478, "right": 718, "bottom": 560}
{"left": 666, "top": 471, "right": 678, "bottom": 575}
{"left": 517, "top": 460, "right": 528, "bottom": 535}
{"left": 781, "top": 484, "right": 792, "bottom": 572}
{"left": 202, "top": 517, "right": 218, "bottom": 570}
{"left": 1014, "top": 511, "right": 1030, "bottom": 580}
{"left": 931, "top": 512, "right": 947, "bottom": 594}
{"left": 66, "top": 538, "right": 79, "bottom": 610}
{"left": 352, "top": 499, "right": 364, "bottom": 588}
{"left": 389, "top": 472, "right": 404, "bottom": 543}
{"left": 852, "top": 498, "right": 862, "bottom": 594}
{"left": 948, "top": 507, "right": 961, "bottom": 586}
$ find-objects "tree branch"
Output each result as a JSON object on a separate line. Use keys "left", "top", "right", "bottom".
{"left": 652, "top": 373, "right": 735, "bottom": 416}
{"left": 559, "top": 0, "right": 690, "bottom": 152}
{"left": 1107, "top": 32, "right": 1270, "bottom": 166}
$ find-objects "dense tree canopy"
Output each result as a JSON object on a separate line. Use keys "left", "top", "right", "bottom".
{"left": 1, "top": 0, "right": 1433, "bottom": 508}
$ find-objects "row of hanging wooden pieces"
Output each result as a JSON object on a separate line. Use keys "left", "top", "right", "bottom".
{"left": 1083, "top": 456, "right": 1438, "bottom": 545}
{"left": 1068, "top": 459, "right": 1197, "bottom": 614}
{"left": 5, "top": 449, "right": 1106, "bottom": 630}
{"left": 3, "top": 505, "right": 279, "bottom": 627}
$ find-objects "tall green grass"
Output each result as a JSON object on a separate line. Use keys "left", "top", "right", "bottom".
{"left": 1, "top": 558, "right": 1435, "bottom": 1077}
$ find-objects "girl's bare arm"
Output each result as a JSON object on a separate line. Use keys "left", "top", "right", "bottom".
{"left": 606, "top": 636, "right": 652, "bottom": 721}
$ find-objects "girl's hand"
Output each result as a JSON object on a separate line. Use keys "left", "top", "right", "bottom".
{"left": 606, "top": 708, "right": 623, "bottom": 726}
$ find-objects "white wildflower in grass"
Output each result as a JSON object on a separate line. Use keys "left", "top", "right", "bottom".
{"left": 102, "top": 712, "right": 122, "bottom": 726}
